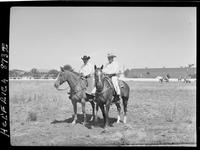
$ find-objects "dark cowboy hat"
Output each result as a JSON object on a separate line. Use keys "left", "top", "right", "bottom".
{"left": 107, "top": 53, "right": 116, "bottom": 58}
{"left": 81, "top": 55, "right": 90, "bottom": 60}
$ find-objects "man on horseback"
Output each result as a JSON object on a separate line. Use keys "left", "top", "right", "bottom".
{"left": 91, "top": 53, "right": 121, "bottom": 103}
{"left": 79, "top": 55, "right": 95, "bottom": 97}
{"left": 79, "top": 55, "right": 94, "bottom": 80}
{"left": 103, "top": 53, "right": 121, "bottom": 102}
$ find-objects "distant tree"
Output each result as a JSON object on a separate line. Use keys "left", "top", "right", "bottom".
{"left": 22, "top": 71, "right": 31, "bottom": 77}
{"left": 48, "top": 69, "right": 59, "bottom": 78}
{"left": 48, "top": 69, "right": 59, "bottom": 75}
{"left": 30, "top": 68, "right": 40, "bottom": 78}
{"left": 9, "top": 70, "right": 18, "bottom": 77}
{"left": 188, "top": 73, "right": 196, "bottom": 79}
{"left": 9, "top": 70, "right": 26, "bottom": 77}
{"left": 188, "top": 64, "right": 194, "bottom": 68}
{"left": 30, "top": 68, "right": 38, "bottom": 74}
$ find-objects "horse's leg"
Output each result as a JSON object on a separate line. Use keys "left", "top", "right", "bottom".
{"left": 72, "top": 101, "right": 77, "bottom": 124}
{"left": 81, "top": 98, "right": 86, "bottom": 125}
{"left": 122, "top": 96, "right": 128, "bottom": 124}
{"left": 89, "top": 101, "right": 95, "bottom": 121}
{"left": 115, "top": 102, "right": 121, "bottom": 123}
{"left": 105, "top": 104, "right": 110, "bottom": 127}
{"left": 94, "top": 102, "right": 99, "bottom": 122}
{"left": 99, "top": 104, "right": 106, "bottom": 127}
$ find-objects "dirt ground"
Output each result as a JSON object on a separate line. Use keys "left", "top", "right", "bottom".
{"left": 9, "top": 80, "right": 196, "bottom": 146}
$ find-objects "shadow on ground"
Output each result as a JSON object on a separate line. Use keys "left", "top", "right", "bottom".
{"left": 51, "top": 113, "right": 117, "bottom": 129}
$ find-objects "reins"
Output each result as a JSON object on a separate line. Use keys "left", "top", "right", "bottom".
{"left": 95, "top": 76, "right": 112, "bottom": 95}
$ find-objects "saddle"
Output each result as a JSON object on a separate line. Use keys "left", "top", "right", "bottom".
{"left": 103, "top": 76, "right": 124, "bottom": 104}
{"left": 104, "top": 75, "right": 124, "bottom": 89}
{"left": 104, "top": 75, "right": 124, "bottom": 96}
{"left": 104, "top": 76, "right": 115, "bottom": 89}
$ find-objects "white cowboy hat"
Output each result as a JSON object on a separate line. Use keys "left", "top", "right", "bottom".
{"left": 107, "top": 53, "right": 116, "bottom": 58}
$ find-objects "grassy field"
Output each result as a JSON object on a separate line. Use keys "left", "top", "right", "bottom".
{"left": 9, "top": 80, "right": 196, "bottom": 146}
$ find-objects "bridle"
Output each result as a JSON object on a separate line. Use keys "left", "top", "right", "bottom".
{"left": 95, "top": 71, "right": 111, "bottom": 95}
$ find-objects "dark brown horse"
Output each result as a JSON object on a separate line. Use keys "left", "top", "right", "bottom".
{"left": 159, "top": 76, "right": 169, "bottom": 83}
{"left": 54, "top": 66, "right": 95, "bottom": 125}
{"left": 183, "top": 78, "right": 191, "bottom": 83}
{"left": 94, "top": 65, "right": 130, "bottom": 128}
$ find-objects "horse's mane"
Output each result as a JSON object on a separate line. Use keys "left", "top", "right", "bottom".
{"left": 63, "top": 65, "right": 80, "bottom": 76}
{"left": 63, "top": 65, "right": 86, "bottom": 90}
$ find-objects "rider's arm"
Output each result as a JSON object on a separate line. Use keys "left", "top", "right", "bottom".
{"left": 80, "top": 64, "right": 93, "bottom": 77}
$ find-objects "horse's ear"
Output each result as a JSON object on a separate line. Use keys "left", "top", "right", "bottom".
{"left": 60, "top": 66, "right": 64, "bottom": 72}
{"left": 100, "top": 65, "right": 103, "bottom": 69}
{"left": 94, "top": 65, "right": 97, "bottom": 70}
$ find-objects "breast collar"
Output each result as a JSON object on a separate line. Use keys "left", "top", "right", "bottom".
{"left": 95, "top": 77, "right": 113, "bottom": 95}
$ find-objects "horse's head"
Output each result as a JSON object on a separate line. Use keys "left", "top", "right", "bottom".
{"left": 54, "top": 66, "right": 67, "bottom": 89}
{"left": 94, "top": 65, "right": 104, "bottom": 91}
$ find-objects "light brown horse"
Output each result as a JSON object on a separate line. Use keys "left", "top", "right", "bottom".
{"left": 94, "top": 65, "right": 130, "bottom": 128}
{"left": 54, "top": 66, "right": 95, "bottom": 125}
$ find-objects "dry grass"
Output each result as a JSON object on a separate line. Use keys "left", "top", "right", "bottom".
{"left": 9, "top": 80, "right": 196, "bottom": 146}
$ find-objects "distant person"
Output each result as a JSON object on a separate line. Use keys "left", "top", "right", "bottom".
{"left": 92, "top": 53, "right": 121, "bottom": 102}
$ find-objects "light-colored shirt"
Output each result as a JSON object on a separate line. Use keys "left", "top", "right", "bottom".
{"left": 79, "top": 62, "right": 94, "bottom": 76}
{"left": 103, "top": 61, "right": 119, "bottom": 74}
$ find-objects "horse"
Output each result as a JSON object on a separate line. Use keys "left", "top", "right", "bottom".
{"left": 54, "top": 66, "right": 95, "bottom": 125}
{"left": 159, "top": 76, "right": 169, "bottom": 83}
{"left": 183, "top": 78, "right": 191, "bottom": 83}
{"left": 94, "top": 65, "right": 130, "bottom": 128}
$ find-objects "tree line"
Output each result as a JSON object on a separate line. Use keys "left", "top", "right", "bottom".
{"left": 9, "top": 68, "right": 59, "bottom": 79}
{"left": 9, "top": 65, "right": 74, "bottom": 79}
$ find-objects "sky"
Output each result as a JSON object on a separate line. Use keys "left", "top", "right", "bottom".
{"left": 10, "top": 7, "right": 196, "bottom": 72}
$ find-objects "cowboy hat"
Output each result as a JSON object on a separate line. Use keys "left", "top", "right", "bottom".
{"left": 81, "top": 55, "right": 90, "bottom": 60}
{"left": 107, "top": 53, "right": 116, "bottom": 58}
